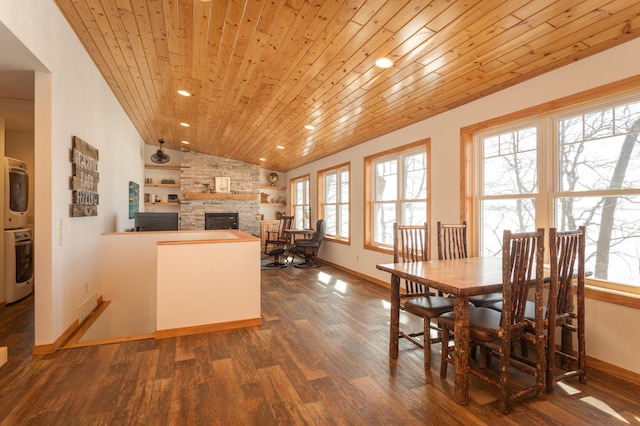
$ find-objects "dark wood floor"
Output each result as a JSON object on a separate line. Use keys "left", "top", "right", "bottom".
{"left": 1, "top": 261, "right": 639, "bottom": 425}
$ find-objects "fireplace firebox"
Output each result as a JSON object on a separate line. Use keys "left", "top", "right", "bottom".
{"left": 205, "top": 213, "right": 239, "bottom": 230}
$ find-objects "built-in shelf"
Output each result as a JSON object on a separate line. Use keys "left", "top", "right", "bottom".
{"left": 184, "top": 192, "right": 256, "bottom": 200}
{"left": 261, "top": 203, "right": 286, "bottom": 206}
{"left": 145, "top": 202, "right": 180, "bottom": 206}
{"left": 145, "top": 164, "right": 181, "bottom": 207}
{"left": 259, "top": 185, "right": 286, "bottom": 191}
{"left": 146, "top": 183, "right": 180, "bottom": 188}
{"left": 145, "top": 165, "right": 180, "bottom": 170}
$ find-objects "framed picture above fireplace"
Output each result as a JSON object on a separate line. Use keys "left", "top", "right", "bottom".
{"left": 214, "top": 176, "right": 231, "bottom": 193}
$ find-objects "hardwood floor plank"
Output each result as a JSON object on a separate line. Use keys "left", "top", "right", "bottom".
{"left": 1, "top": 264, "right": 640, "bottom": 424}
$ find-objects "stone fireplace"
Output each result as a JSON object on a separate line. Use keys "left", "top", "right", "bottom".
{"left": 179, "top": 151, "right": 260, "bottom": 236}
{"left": 205, "top": 212, "right": 239, "bottom": 230}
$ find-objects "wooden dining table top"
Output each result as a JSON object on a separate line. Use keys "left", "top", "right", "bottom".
{"left": 376, "top": 256, "right": 505, "bottom": 297}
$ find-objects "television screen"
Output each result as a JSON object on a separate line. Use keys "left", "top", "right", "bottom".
{"left": 134, "top": 212, "right": 179, "bottom": 231}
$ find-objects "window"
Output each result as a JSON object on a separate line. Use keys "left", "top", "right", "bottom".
{"left": 290, "top": 175, "right": 310, "bottom": 229}
{"left": 318, "top": 163, "right": 350, "bottom": 243}
{"left": 478, "top": 125, "right": 539, "bottom": 256}
{"left": 472, "top": 92, "right": 640, "bottom": 292}
{"left": 365, "top": 140, "right": 429, "bottom": 250}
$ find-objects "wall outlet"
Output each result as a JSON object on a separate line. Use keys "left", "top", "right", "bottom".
{"left": 356, "top": 254, "right": 360, "bottom": 262}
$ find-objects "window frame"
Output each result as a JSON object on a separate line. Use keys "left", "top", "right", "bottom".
{"left": 290, "top": 174, "right": 311, "bottom": 230}
{"left": 318, "top": 162, "right": 351, "bottom": 245}
{"left": 364, "top": 139, "right": 430, "bottom": 254}
{"left": 462, "top": 77, "right": 640, "bottom": 305}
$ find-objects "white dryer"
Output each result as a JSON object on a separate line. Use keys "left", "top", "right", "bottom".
{"left": 4, "top": 228, "right": 34, "bottom": 303}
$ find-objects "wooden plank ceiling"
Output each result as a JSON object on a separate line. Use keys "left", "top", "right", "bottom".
{"left": 54, "top": 0, "right": 640, "bottom": 172}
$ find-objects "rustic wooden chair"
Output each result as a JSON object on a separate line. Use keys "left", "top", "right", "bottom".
{"left": 264, "top": 215, "right": 294, "bottom": 254}
{"left": 395, "top": 222, "right": 456, "bottom": 369}
{"left": 545, "top": 226, "right": 587, "bottom": 392}
{"left": 439, "top": 229, "right": 546, "bottom": 414}
{"left": 436, "top": 221, "right": 502, "bottom": 307}
{"left": 505, "top": 227, "right": 587, "bottom": 393}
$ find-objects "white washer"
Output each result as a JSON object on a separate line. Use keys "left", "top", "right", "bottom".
{"left": 4, "top": 228, "right": 34, "bottom": 303}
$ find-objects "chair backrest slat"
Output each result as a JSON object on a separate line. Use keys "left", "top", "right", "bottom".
{"left": 437, "top": 221, "right": 468, "bottom": 260}
{"left": 502, "top": 229, "right": 545, "bottom": 330}
{"left": 394, "top": 222, "right": 429, "bottom": 297}
{"left": 548, "top": 226, "right": 585, "bottom": 318}
{"left": 278, "top": 215, "right": 295, "bottom": 239}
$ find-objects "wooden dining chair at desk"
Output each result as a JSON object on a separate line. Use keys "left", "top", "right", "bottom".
{"left": 437, "top": 221, "right": 502, "bottom": 307}
{"left": 395, "top": 222, "right": 455, "bottom": 369}
{"left": 264, "top": 215, "right": 294, "bottom": 254}
{"left": 439, "top": 229, "right": 546, "bottom": 414}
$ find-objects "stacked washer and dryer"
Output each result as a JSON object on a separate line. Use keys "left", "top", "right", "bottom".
{"left": 4, "top": 157, "right": 33, "bottom": 304}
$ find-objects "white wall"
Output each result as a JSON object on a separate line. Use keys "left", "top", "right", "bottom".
{"left": 286, "top": 38, "right": 640, "bottom": 374}
{"left": 0, "top": 1, "right": 145, "bottom": 346}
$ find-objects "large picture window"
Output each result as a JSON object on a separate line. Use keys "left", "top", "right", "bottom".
{"left": 473, "top": 93, "right": 640, "bottom": 291}
{"left": 318, "top": 163, "right": 350, "bottom": 242}
{"left": 365, "top": 140, "right": 429, "bottom": 250}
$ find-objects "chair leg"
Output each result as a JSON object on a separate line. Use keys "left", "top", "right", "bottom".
{"left": 578, "top": 310, "right": 587, "bottom": 384}
{"left": 535, "top": 332, "right": 546, "bottom": 400}
{"left": 423, "top": 318, "right": 431, "bottom": 369}
{"left": 498, "top": 336, "right": 512, "bottom": 414}
{"left": 440, "top": 325, "right": 450, "bottom": 378}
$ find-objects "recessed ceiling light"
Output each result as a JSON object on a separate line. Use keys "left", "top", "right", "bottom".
{"left": 259, "top": 157, "right": 266, "bottom": 161}
{"left": 304, "top": 124, "right": 315, "bottom": 130}
{"left": 180, "top": 122, "right": 190, "bottom": 127}
{"left": 276, "top": 145, "right": 285, "bottom": 150}
{"left": 375, "top": 57, "right": 394, "bottom": 69}
{"left": 177, "top": 90, "right": 192, "bottom": 96}
{"left": 181, "top": 140, "right": 189, "bottom": 145}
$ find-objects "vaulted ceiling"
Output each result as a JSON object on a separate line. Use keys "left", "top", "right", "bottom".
{"left": 53, "top": 0, "right": 640, "bottom": 171}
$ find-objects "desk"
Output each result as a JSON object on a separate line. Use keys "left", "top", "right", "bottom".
{"left": 283, "top": 228, "right": 314, "bottom": 244}
{"left": 376, "top": 256, "right": 504, "bottom": 406}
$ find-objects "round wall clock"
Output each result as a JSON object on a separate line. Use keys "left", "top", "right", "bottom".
{"left": 268, "top": 172, "right": 279, "bottom": 185}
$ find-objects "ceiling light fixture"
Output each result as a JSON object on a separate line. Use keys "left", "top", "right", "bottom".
{"left": 276, "top": 145, "right": 285, "bottom": 150}
{"left": 177, "top": 90, "right": 192, "bottom": 96}
{"left": 304, "top": 124, "right": 315, "bottom": 130}
{"left": 375, "top": 57, "right": 394, "bottom": 69}
{"left": 181, "top": 140, "right": 189, "bottom": 145}
{"left": 259, "top": 157, "right": 266, "bottom": 161}
{"left": 179, "top": 122, "right": 190, "bottom": 127}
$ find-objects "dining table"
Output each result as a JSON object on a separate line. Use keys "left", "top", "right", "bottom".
{"left": 376, "top": 256, "right": 504, "bottom": 406}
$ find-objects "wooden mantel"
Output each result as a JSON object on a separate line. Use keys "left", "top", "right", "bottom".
{"left": 184, "top": 192, "right": 256, "bottom": 200}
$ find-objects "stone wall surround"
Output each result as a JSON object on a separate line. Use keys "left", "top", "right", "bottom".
{"left": 179, "top": 151, "right": 260, "bottom": 236}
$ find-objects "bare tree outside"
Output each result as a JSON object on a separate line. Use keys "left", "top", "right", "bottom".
{"left": 479, "top": 98, "right": 640, "bottom": 287}
{"left": 557, "top": 100, "right": 640, "bottom": 284}
{"left": 373, "top": 150, "right": 427, "bottom": 246}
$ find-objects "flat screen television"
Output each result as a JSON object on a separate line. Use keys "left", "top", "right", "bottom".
{"left": 134, "top": 212, "right": 179, "bottom": 231}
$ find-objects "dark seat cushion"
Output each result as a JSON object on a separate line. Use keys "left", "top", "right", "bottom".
{"left": 403, "top": 296, "right": 456, "bottom": 317}
{"left": 267, "top": 246, "right": 287, "bottom": 256}
{"left": 468, "top": 293, "right": 503, "bottom": 307}
{"left": 439, "top": 307, "right": 526, "bottom": 342}
{"left": 439, "top": 307, "right": 501, "bottom": 342}
{"left": 489, "top": 300, "right": 547, "bottom": 321}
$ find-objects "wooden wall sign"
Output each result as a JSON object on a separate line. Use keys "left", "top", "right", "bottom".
{"left": 70, "top": 136, "right": 99, "bottom": 217}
